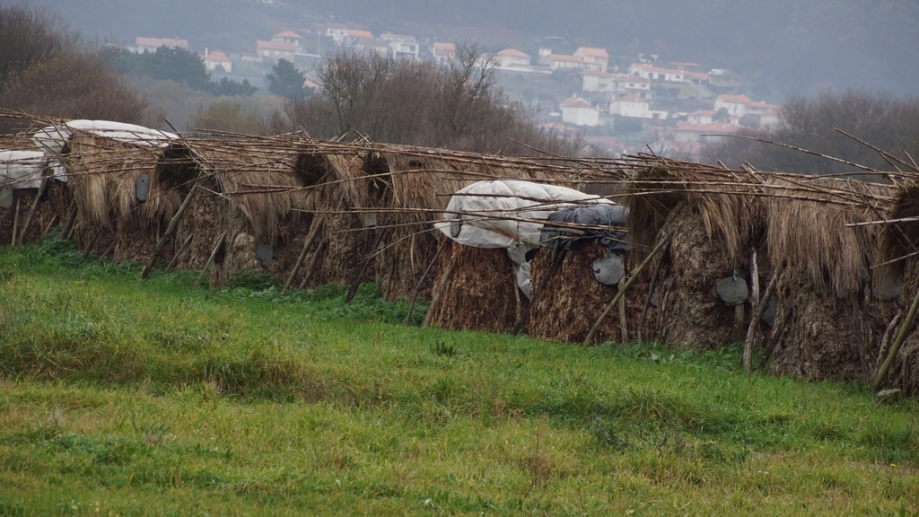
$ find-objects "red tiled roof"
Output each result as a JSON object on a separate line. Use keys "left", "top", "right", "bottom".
{"left": 498, "top": 48, "right": 530, "bottom": 58}
{"left": 576, "top": 47, "right": 609, "bottom": 58}
{"left": 205, "top": 51, "right": 230, "bottom": 62}
{"left": 675, "top": 122, "right": 740, "bottom": 133}
{"left": 345, "top": 29, "right": 373, "bottom": 38}
{"left": 257, "top": 40, "right": 297, "bottom": 51}
{"left": 273, "top": 31, "right": 303, "bottom": 39}
{"left": 136, "top": 37, "right": 189, "bottom": 49}
{"left": 434, "top": 42, "right": 456, "bottom": 51}
{"left": 381, "top": 33, "right": 415, "bottom": 41}
{"left": 561, "top": 97, "right": 594, "bottom": 108}
{"left": 550, "top": 54, "right": 584, "bottom": 62}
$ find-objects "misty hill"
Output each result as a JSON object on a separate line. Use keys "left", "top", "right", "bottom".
{"left": 22, "top": 0, "right": 919, "bottom": 96}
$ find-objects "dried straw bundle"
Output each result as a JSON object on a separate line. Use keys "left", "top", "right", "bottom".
{"left": 763, "top": 176, "right": 897, "bottom": 381}
{"left": 526, "top": 241, "right": 656, "bottom": 344}
{"left": 424, "top": 239, "right": 523, "bottom": 333}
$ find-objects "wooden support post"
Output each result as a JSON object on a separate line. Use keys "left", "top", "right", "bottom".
{"left": 404, "top": 237, "right": 448, "bottom": 326}
{"left": 298, "top": 238, "right": 328, "bottom": 290}
{"left": 10, "top": 199, "right": 20, "bottom": 246}
{"left": 60, "top": 200, "right": 77, "bottom": 241}
{"left": 422, "top": 254, "right": 456, "bottom": 329}
{"left": 81, "top": 233, "right": 101, "bottom": 262}
{"left": 583, "top": 230, "right": 674, "bottom": 346}
{"left": 283, "top": 215, "right": 325, "bottom": 293}
{"left": 41, "top": 215, "right": 59, "bottom": 239}
{"left": 874, "top": 283, "right": 919, "bottom": 390}
{"left": 733, "top": 305, "right": 746, "bottom": 343}
{"left": 141, "top": 182, "right": 198, "bottom": 279}
{"left": 345, "top": 228, "right": 385, "bottom": 304}
{"left": 618, "top": 277, "right": 629, "bottom": 343}
{"left": 636, "top": 243, "right": 667, "bottom": 342}
{"left": 164, "top": 233, "right": 194, "bottom": 273}
{"left": 511, "top": 250, "right": 565, "bottom": 336}
{"left": 744, "top": 270, "right": 778, "bottom": 371}
{"left": 18, "top": 177, "right": 50, "bottom": 245}
{"left": 195, "top": 230, "right": 227, "bottom": 288}
{"left": 95, "top": 239, "right": 117, "bottom": 265}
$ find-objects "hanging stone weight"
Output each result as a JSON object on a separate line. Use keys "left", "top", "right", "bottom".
{"left": 874, "top": 270, "right": 903, "bottom": 301}
{"left": 760, "top": 294, "right": 778, "bottom": 327}
{"left": 593, "top": 254, "right": 625, "bottom": 286}
{"left": 0, "top": 188, "right": 12, "bottom": 209}
{"left": 135, "top": 174, "right": 150, "bottom": 202}
{"left": 255, "top": 242, "right": 274, "bottom": 267}
{"left": 717, "top": 276, "right": 748, "bottom": 306}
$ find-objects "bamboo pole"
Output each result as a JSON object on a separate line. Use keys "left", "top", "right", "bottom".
{"left": 17, "top": 177, "right": 49, "bottom": 245}
{"left": 10, "top": 198, "right": 20, "bottom": 246}
{"left": 345, "top": 228, "right": 385, "bottom": 304}
{"left": 583, "top": 229, "right": 674, "bottom": 346}
{"left": 142, "top": 182, "right": 198, "bottom": 279}
{"left": 404, "top": 237, "right": 448, "bottom": 326}
{"left": 164, "top": 233, "right": 194, "bottom": 273}
{"left": 41, "top": 214, "right": 58, "bottom": 239}
{"left": 423, "top": 254, "right": 456, "bottom": 328}
{"left": 195, "top": 230, "right": 227, "bottom": 288}
{"left": 618, "top": 277, "right": 628, "bottom": 343}
{"left": 298, "top": 238, "right": 327, "bottom": 290}
{"left": 744, "top": 271, "right": 778, "bottom": 371}
{"left": 282, "top": 215, "right": 325, "bottom": 293}
{"left": 873, "top": 284, "right": 919, "bottom": 390}
{"left": 60, "top": 200, "right": 77, "bottom": 241}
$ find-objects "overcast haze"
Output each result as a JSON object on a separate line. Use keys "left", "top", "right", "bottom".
{"left": 11, "top": 0, "right": 919, "bottom": 97}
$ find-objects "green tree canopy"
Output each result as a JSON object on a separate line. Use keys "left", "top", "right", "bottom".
{"left": 267, "top": 59, "right": 307, "bottom": 100}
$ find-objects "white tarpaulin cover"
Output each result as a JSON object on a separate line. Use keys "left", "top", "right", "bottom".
{"left": 32, "top": 120, "right": 179, "bottom": 155}
{"left": 434, "top": 179, "right": 614, "bottom": 250}
{"left": 0, "top": 150, "right": 46, "bottom": 189}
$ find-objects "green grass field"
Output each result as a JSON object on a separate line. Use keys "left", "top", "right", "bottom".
{"left": 1, "top": 237, "right": 918, "bottom": 516}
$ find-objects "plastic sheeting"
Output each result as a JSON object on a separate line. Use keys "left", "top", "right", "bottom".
{"left": 538, "top": 204, "right": 629, "bottom": 252}
{"left": 0, "top": 150, "right": 46, "bottom": 190}
{"left": 32, "top": 120, "right": 179, "bottom": 155}
{"left": 433, "top": 179, "right": 614, "bottom": 249}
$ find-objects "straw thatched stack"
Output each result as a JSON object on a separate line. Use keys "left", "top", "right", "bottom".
{"left": 526, "top": 241, "right": 656, "bottom": 344}
{"left": 626, "top": 162, "right": 765, "bottom": 349}
{"left": 763, "top": 176, "right": 897, "bottom": 381}
{"left": 62, "top": 130, "right": 181, "bottom": 261}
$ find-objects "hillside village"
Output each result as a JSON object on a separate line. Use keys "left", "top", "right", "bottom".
{"left": 130, "top": 21, "right": 778, "bottom": 159}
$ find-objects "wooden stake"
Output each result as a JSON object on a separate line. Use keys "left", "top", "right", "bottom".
{"left": 41, "top": 215, "right": 59, "bottom": 239}
{"left": 18, "top": 177, "right": 50, "bottom": 245}
{"left": 164, "top": 233, "right": 194, "bottom": 273}
{"left": 60, "top": 200, "right": 77, "bottom": 241}
{"left": 195, "top": 230, "right": 227, "bottom": 288}
{"left": 583, "top": 229, "right": 674, "bottom": 346}
{"left": 733, "top": 305, "right": 746, "bottom": 343}
{"left": 422, "top": 253, "right": 456, "bottom": 328}
{"left": 10, "top": 198, "right": 20, "bottom": 246}
{"left": 404, "top": 237, "right": 448, "bottom": 326}
{"left": 744, "top": 270, "right": 778, "bottom": 371}
{"left": 298, "top": 238, "right": 328, "bottom": 290}
{"left": 345, "top": 228, "right": 385, "bottom": 304}
{"left": 874, "top": 283, "right": 919, "bottom": 390}
{"left": 141, "top": 182, "right": 198, "bottom": 279}
{"left": 81, "top": 233, "right": 101, "bottom": 262}
{"left": 618, "top": 277, "right": 628, "bottom": 343}
{"left": 282, "top": 215, "right": 325, "bottom": 293}
{"left": 636, "top": 242, "right": 667, "bottom": 342}
{"left": 95, "top": 239, "right": 117, "bottom": 265}
{"left": 511, "top": 249, "right": 565, "bottom": 336}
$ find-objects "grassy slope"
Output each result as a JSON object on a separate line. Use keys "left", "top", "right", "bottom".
{"left": 0, "top": 239, "right": 918, "bottom": 516}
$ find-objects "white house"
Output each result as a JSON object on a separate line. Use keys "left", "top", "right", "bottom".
{"left": 432, "top": 42, "right": 456, "bottom": 64}
{"left": 714, "top": 94, "right": 779, "bottom": 123}
{"left": 612, "top": 75, "right": 652, "bottom": 99}
{"left": 573, "top": 47, "right": 609, "bottom": 73}
{"left": 272, "top": 31, "right": 303, "bottom": 48}
{"left": 560, "top": 96, "right": 599, "bottom": 126}
{"left": 581, "top": 71, "right": 614, "bottom": 92}
{"left": 610, "top": 95, "right": 650, "bottom": 118}
{"left": 354, "top": 37, "right": 391, "bottom": 57}
{"left": 322, "top": 23, "right": 348, "bottom": 42}
{"left": 686, "top": 110, "right": 717, "bottom": 125}
{"left": 135, "top": 37, "right": 189, "bottom": 53}
{"left": 381, "top": 33, "right": 418, "bottom": 59}
{"left": 203, "top": 50, "right": 232, "bottom": 73}
{"left": 256, "top": 40, "right": 296, "bottom": 61}
{"left": 628, "top": 63, "right": 686, "bottom": 82}
{"left": 495, "top": 49, "right": 531, "bottom": 69}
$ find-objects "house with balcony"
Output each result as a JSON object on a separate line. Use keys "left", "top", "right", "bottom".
{"left": 573, "top": 47, "right": 609, "bottom": 73}
{"left": 610, "top": 95, "right": 650, "bottom": 118}
{"left": 628, "top": 63, "right": 686, "bottom": 82}
{"left": 432, "top": 42, "right": 456, "bottom": 64}
{"left": 381, "top": 33, "right": 418, "bottom": 59}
